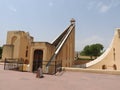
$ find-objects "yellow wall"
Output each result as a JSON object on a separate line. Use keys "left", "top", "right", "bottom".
{"left": 2, "top": 45, "right": 14, "bottom": 59}
{"left": 29, "top": 42, "right": 55, "bottom": 71}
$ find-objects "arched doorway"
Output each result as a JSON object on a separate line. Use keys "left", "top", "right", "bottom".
{"left": 32, "top": 50, "right": 43, "bottom": 72}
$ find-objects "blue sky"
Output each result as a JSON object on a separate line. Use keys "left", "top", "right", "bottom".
{"left": 0, "top": 0, "right": 120, "bottom": 51}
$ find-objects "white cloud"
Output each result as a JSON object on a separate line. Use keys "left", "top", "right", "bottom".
{"left": 96, "top": 1, "right": 111, "bottom": 13}
{"left": 88, "top": 0, "right": 120, "bottom": 13}
{"left": 9, "top": 6, "right": 17, "bottom": 13}
{"left": 99, "top": 4, "right": 110, "bottom": 13}
{"left": 49, "top": 2, "right": 54, "bottom": 7}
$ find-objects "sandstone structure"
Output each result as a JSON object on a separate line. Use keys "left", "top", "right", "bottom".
{"left": 85, "top": 29, "right": 120, "bottom": 70}
{"left": 2, "top": 19, "right": 75, "bottom": 73}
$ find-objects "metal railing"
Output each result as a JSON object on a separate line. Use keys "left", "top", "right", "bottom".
{"left": 4, "top": 58, "right": 62, "bottom": 75}
{"left": 43, "top": 60, "right": 62, "bottom": 75}
{"left": 4, "top": 58, "right": 24, "bottom": 72}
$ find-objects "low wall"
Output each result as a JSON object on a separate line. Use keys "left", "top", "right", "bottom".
{"left": 63, "top": 67, "right": 120, "bottom": 75}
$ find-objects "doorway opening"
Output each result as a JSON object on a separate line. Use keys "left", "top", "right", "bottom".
{"left": 32, "top": 50, "right": 43, "bottom": 72}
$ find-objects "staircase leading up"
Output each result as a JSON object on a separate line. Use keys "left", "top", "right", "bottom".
{"left": 46, "top": 19, "right": 75, "bottom": 69}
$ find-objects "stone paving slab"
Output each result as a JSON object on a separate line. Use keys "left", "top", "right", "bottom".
{"left": 0, "top": 65, "right": 120, "bottom": 90}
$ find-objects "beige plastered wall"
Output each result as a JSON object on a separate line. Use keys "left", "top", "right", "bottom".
{"left": 29, "top": 42, "right": 55, "bottom": 72}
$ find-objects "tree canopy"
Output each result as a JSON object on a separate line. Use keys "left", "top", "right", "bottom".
{"left": 80, "top": 43, "right": 104, "bottom": 59}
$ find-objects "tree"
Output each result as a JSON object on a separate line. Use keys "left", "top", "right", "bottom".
{"left": 80, "top": 43, "right": 104, "bottom": 59}
{"left": 80, "top": 45, "right": 91, "bottom": 55}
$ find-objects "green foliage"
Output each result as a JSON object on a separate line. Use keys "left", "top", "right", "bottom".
{"left": 80, "top": 43, "right": 104, "bottom": 59}
{"left": 80, "top": 45, "right": 91, "bottom": 56}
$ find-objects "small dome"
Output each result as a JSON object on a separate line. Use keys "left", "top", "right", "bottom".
{"left": 70, "top": 18, "right": 75, "bottom": 24}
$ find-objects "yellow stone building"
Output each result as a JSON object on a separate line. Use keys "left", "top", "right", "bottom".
{"left": 2, "top": 19, "right": 75, "bottom": 73}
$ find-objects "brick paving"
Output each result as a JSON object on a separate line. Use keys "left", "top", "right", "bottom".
{"left": 0, "top": 64, "right": 120, "bottom": 90}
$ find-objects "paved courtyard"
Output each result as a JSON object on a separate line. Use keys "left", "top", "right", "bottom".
{"left": 0, "top": 64, "right": 120, "bottom": 90}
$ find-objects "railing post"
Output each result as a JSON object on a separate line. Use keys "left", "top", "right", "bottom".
{"left": 61, "top": 60, "right": 62, "bottom": 67}
{"left": 55, "top": 61, "right": 56, "bottom": 74}
{"left": 4, "top": 58, "right": 6, "bottom": 70}
{"left": 22, "top": 58, "right": 24, "bottom": 72}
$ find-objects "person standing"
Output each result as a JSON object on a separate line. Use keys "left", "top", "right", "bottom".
{"left": 36, "top": 66, "right": 44, "bottom": 78}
